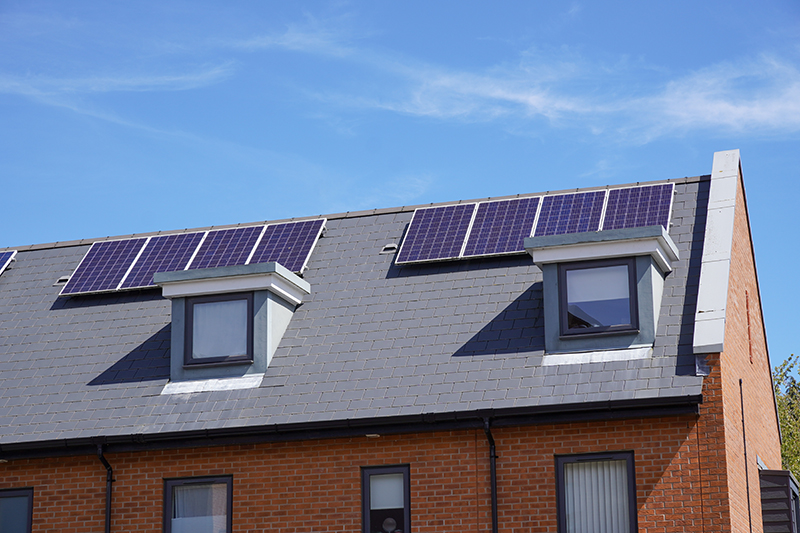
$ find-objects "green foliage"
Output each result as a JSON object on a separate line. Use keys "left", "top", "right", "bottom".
{"left": 774, "top": 354, "right": 800, "bottom": 474}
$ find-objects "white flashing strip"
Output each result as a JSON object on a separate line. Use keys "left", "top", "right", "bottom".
{"left": 161, "top": 374, "right": 264, "bottom": 395}
{"left": 528, "top": 234, "right": 679, "bottom": 273}
{"left": 693, "top": 149, "right": 739, "bottom": 354}
{"left": 542, "top": 346, "right": 652, "bottom": 366}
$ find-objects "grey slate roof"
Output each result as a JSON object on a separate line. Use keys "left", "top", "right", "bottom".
{"left": 0, "top": 177, "right": 708, "bottom": 450}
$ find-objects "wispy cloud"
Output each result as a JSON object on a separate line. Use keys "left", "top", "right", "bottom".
{"left": 628, "top": 55, "right": 800, "bottom": 139}
{"left": 0, "top": 62, "right": 234, "bottom": 96}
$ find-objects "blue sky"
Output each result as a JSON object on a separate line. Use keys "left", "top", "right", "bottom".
{"left": 1, "top": 1, "right": 799, "bottom": 364}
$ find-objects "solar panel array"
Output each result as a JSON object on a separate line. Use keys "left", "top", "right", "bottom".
{"left": 0, "top": 250, "right": 17, "bottom": 277}
{"left": 396, "top": 183, "right": 674, "bottom": 265}
{"left": 60, "top": 219, "right": 326, "bottom": 296}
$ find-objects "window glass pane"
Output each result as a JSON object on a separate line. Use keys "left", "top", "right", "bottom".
{"left": 192, "top": 299, "right": 248, "bottom": 359}
{"left": 563, "top": 459, "right": 629, "bottom": 533}
{"left": 0, "top": 496, "right": 29, "bottom": 533}
{"left": 369, "top": 473, "right": 405, "bottom": 533}
{"left": 370, "top": 473, "right": 404, "bottom": 509}
{"left": 172, "top": 483, "right": 228, "bottom": 533}
{"left": 566, "top": 265, "right": 631, "bottom": 328}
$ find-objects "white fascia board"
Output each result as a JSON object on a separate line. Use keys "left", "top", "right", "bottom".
{"left": 157, "top": 263, "right": 311, "bottom": 306}
{"left": 693, "top": 150, "right": 740, "bottom": 354}
{"left": 527, "top": 234, "right": 679, "bottom": 273}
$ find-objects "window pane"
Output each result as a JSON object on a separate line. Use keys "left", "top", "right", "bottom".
{"left": 564, "top": 459, "right": 629, "bottom": 533}
{"left": 368, "top": 472, "right": 406, "bottom": 533}
{"left": 370, "top": 473, "right": 404, "bottom": 509}
{"left": 192, "top": 299, "right": 248, "bottom": 359}
{"left": 0, "top": 496, "right": 29, "bottom": 533}
{"left": 172, "top": 483, "right": 228, "bottom": 533}
{"left": 566, "top": 265, "right": 631, "bottom": 328}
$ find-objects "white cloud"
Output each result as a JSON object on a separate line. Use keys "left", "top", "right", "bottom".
{"left": 629, "top": 55, "right": 800, "bottom": 139}
{"left": 0, "top": 62, "right": 234, "bottom": 96}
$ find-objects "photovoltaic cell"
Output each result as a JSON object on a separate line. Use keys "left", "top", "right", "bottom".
{"left": 187, "top": 226, "right": 263, "bottom": 270}
{"left": 249, "top": 219, "right": 325, "bottom": 273}
{"left": 396, "top": 203, "right": 476, "bottom": 264}
{"left": 120, "top": 232, "right": 206, "bottom": 289}
{"left": 0, "top": 250, "right": 16, "bottom": 277}
{"left": 602, "top": 184, "right": 674, "bottom": 230}
{"left": 60, "top": 238, "right": 148, "bottom": 295}
{"left": 463, "top": 197, "right": 540, "bottom": 257}
{"left": 533, "top": 191, "right": 605, "bottom": 237}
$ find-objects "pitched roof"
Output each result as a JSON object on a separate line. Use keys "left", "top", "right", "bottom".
{"left": 0, "top": 176, "right": 708, "bottom": 455}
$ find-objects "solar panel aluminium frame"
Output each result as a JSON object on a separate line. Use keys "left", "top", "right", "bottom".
{"left": 601, "top": 182, "right": 675, "bottom": 231}
{"left": 461, "top": 196, "right": 542, "bottom": 259}
{"left": 394, "top": 203, "right": 478, "bottom": 265}
{"left": 59, "top": 237, "right": 149, "bottom": 296}
{"left": 249, "top": 218, "right": 327, "bottom": 274}
{"left": 0, "top": 250, "right": 17, "bottom": 277}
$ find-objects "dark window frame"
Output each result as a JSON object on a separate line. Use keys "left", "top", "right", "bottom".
{"left": 184, "top": 292, "right": 254, "bottom": 367}
{"left": 0, "top": 487, "right": 34, "bottom": 533}
{"left": 361, "top": 464, "right": 411, "bottom": 533}
{"left": 555, "top": 451, "right": 638, "bottom": 533}
{"left": 558, "top": 257, "right": 639, "bottom": 337}
{"left": 163, "top": 475, "right": 233, "bottom": 533}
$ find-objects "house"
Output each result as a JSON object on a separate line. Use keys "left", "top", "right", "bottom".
{"left": 0, "top": 149, "right": 789, "bottom": 532}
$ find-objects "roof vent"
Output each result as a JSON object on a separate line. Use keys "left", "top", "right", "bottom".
{"left": 54, "top": 275, "right": 70, "bottom": 286}
{"left": 380, "top": 243, "right": 398, "bottom": 254}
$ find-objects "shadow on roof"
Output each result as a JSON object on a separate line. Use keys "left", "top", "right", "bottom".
{"left": 50, "top": 288, "right": 164, "bottom": 310}
{"left": 453, "top": 281, "right": 545, "bottom": 357}
{"left": 386, "top": 254, "right": 534, "bottom": 279}
{"left": 88, "top": 324, "right": 171, "bottom": 386}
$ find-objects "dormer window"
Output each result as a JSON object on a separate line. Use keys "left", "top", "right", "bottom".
{"left": 186, "top": 292, "right": 254, "bottom": 366}
{"left": 525, "top": 225, "right": 679, "bottom": 360}
{"left": 155, "top": 263, "right": 310, "bottom": 392}
{"left": 559, "top": 258, "right": 638, "bottom": 336}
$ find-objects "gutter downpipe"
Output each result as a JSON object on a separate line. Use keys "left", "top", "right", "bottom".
{"left": 739, "top": 379, "right": 753, "bottom": 533}
{"left": 483, "top": 418, "right": 499, "bottom": 533}
{"left": 97, "top": 444, "right": 114, "bottom": 533}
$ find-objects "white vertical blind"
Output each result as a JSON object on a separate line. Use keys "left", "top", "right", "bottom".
{"left": 564, "top": 459, "right": 630, "bottom": 533}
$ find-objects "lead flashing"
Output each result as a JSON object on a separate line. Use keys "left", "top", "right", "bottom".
{"left": 693, "top": 150, "right": 740, "bottom": 354}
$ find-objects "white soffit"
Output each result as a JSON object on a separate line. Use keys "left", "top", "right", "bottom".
{"left": 693, "top": 149, "right": 740, "bottom": 354}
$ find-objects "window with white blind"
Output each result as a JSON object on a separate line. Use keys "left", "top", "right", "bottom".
{"left": 555, "top": 452, "right": 637, "bottom": 533}
{"left": 361, "top": 465, "right": 410, "bottom": 533}
{"left": 164, "top": 476, "right": 232, "bottom": 533}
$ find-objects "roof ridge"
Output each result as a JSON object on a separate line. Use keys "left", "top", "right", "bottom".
{"left": 5, "top": 175, "right": 707, "bottom": 252}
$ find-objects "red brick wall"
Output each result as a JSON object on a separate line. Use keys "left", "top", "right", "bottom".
{"left": 0, "top": 415, "right": 739, "bottom": 533}
{"left": 717, "top": 172, "right": 782, "bottom": 532}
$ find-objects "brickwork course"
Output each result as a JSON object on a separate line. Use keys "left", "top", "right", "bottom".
{"left": 0, "top": 150, "right": 782, "bottom": 531}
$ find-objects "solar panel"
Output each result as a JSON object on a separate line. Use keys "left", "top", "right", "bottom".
{"left": 462, "top": 197, "right": 540, "bottom": 257}
{"left": 533, "top": 191, "right": 605, "bottom": 237}
{"left": 248, "top": 219, "right": 326, "bottom": 273}
{"left": 396, "top": 203, "right": 476, "bottom": 264}
{"left": 60, "top": 238, "right": 148, "bottom": 295}
{"left": 187, "top": 226, "right": 263, "bottom": 270}
{"left": 602, "top": 184, "right": 674, "bottom": 231}
{"left": 0, "top": 250, "right": 16, "bottom": 277}
{"left": 120, "top": 232, "right": 206, "bottom": 290}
